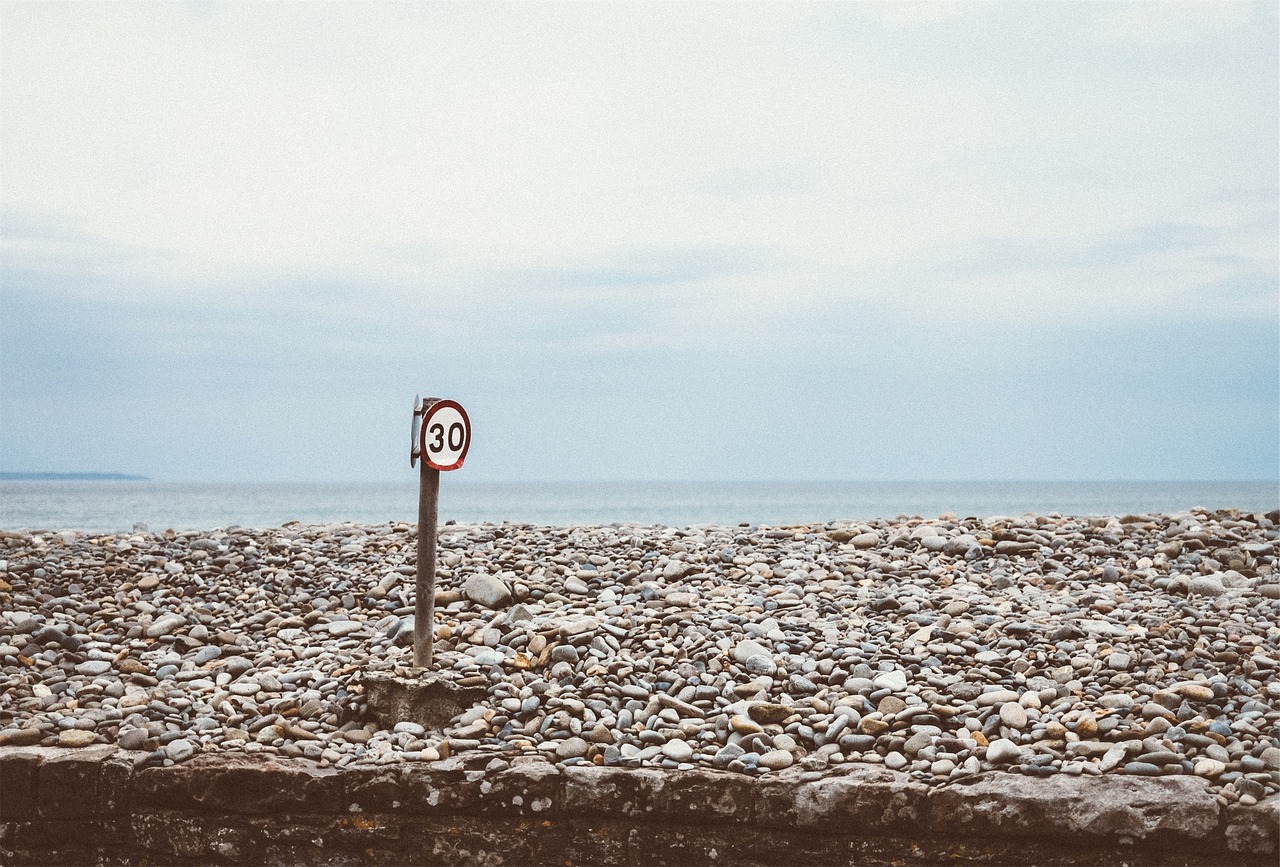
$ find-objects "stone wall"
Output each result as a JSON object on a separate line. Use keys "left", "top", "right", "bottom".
{"left": 1, "top": 745, "right": 1275, "bottom": 866}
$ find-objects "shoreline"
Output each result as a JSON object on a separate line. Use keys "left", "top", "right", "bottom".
{"left": 1, "top": 510, "right": 1277, "bottom": 814}
{"left": 3, "top": 479, "right": 1277, "bottom": 536}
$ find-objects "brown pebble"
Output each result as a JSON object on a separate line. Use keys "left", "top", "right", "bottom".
{"left": 878, "top": 696, "right": 907, "bottom": 715}
{"left": 747, "top": 702, "right": 793, "bottom": 725}
{"left": 859, "top": 718, "right": 891, "bottom": 736}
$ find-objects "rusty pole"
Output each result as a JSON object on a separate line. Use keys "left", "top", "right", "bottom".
{"left": 414, "top": 456, "right": 440, "bottom": 669}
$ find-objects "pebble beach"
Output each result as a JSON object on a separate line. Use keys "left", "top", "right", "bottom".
{"left": 2, "top": 509, "right": 1278, "bottom": 810}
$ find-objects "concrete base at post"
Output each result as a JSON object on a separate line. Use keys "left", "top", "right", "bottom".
{"left": 361, "top": 671, "right": 488, "bottom": 730}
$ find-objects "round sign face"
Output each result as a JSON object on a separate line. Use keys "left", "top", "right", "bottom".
{"left": 419, "top": 399, "right": 470, "bottom": 471}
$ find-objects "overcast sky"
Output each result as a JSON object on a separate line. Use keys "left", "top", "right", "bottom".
{"left": 1, "top": 1, "right": 1276, "bottom": 483}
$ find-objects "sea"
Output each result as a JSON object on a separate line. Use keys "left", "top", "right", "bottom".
{"left": 0, "top": 480, "right": 1276, "bottom": 534}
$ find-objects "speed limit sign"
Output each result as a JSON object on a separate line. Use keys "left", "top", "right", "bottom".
{"left": 418, "top": 399, "right": 470, "bottom": 471}
{"left": 408, "top": 394, "right": 470, "bottom": 670}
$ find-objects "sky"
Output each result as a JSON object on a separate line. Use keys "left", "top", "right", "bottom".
{"left": 1, "top": 0, "right": 1277, "bottom": 483}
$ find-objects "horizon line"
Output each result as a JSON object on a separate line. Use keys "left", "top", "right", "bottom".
{"left": 3, "top": 475, "right": 1275, "bottom": 485}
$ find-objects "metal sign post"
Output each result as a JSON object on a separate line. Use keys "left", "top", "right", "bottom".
{"left": 410, "top": 396, "right": 471, "bottom": 670}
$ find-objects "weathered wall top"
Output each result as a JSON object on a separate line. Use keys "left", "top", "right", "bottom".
{"left": 2, "top": 745, "right": 1275, "bottom": 865}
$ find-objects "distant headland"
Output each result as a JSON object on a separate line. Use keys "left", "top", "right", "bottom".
{"left": 0, "top": 472, "right": 150, "bottom": 481}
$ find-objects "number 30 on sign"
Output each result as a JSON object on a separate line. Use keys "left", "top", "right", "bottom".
{"left": 411, "top": 397, "right": 471, "bottom": 471}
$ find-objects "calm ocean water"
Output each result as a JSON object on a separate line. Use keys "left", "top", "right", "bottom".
{"left": 0, "top": 480, "right": 1275, "bottom": 533}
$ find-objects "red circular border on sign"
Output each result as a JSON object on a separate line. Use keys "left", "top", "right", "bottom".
{"left": 419, "top": 399, "right": 471, "bottom": 471}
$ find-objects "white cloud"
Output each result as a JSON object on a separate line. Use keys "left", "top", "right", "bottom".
{"left": 1, "top": 0, "right": 1274, "bottom": 332}
{"left": 872, "top": 0, "right": 981, "bottom": 27}
{"left": 1092, "top": 0, "right": 1255, "bottom": 43}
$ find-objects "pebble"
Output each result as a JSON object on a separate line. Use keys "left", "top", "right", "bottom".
{"left": 58, "top": 729, "right": 96, "bottom": 747}
{"left": 759, "top": 749, "right": 794, "bottom": 770}
{"left": 223, "top": 656, "right": 254, "bottom": 678}
{"left": 193, "top": 646, "right": 221, "bottom": 665}
{"left": 877, "top": 696, "right": 907, "bottom": 715}
{"left": 0, "top": 728, "right": 44, "bottom": 746}
{"left": 0, "top": 510, "right": 1272, "bottom": 807}
{"left": 904, "top": 732, "right": 933, "bottom": 757}
{"left": 1123, "top": 762, "right": 1162, "bottom": 776}
{"left": 118, "top": 728, "right": 150, "bottom": 751}
{"left": 1188, "top": 575, "right": 1225, "bottom": 597}
{"left": 75, "top": 660, "right": 112, "bottom": 676}
{"left": 999, "top": 702, "right": 1028, "bottom": 729}
{"left": 873, "top": 670, "right": 908, "bottom": 692}
{"left": 555, "top": 737, "right": 590, "bottom": 761}
{"left": 1098, "top": 746, "right": 1129, "bottom": 773}
{"left": 976, "top": 690, "right": 1020, "bottom": 707}
{"left": 166, "top": 739, "right": 196, "bottom": 762}
{"left": 714, "top": 743, "right": 745, "bottom": 765}
{"left": 661, "top": 739, "right": 694, "bottom": 762}
{"left": 148, "top": 615, "right": 187, "bottom": 639}
{"left": 850, "top": 532, "right": 879, "bottom": 548}
{"left": 1173, "top": 682, "right": 1214, "bottom": 703}
{"left": 473, "top": 649, "right": 504, "bottom": 667}
{"left": 733, "top": 639, "right": 771, "bottom": 663}
{"left": 462, "top": 573, "right": 511, "bottom": 609}
{"left": 1106, "top": 651, "right": 1131, "bottom": 671}
{"left": 986, "top": 739, "right": 1024, "bottom": 764}
{"left": 1194, "top": 759, "right": 1227, "bottom": 778}
{"left": 748, "top": 703, "right": 792, "bottom": 725}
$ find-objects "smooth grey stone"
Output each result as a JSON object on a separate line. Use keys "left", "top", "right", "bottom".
{"left": 193, "top": 646, "right": 221, "bottom": 665}
{"left": 1123, "top": 761, "right": 1163, "bottom": 776}
{"left": 145, "top": 614, "right": 186, "bottom": 638}
{"left": 714, "top": 742, "right": 746, "bottom": 765}
{"left": 473, "top": 649, "right": 505, "bottom": 666}
{"left": 117, "top": 728, "right": 150, "bottom": 751}
{"left": 999, "top": 702, "right": 1028, "bottom": 729}
{"left": 884, "top": 751, "right": 908, "bottom": 770}
{"left": 840, "top": 734, "right": 877, "bottom": 752}
{"left": 986, "top": 738, "right": 1023, "bottom": 764}
{"left": 1188, "top": 575, "right": 1225, "bottom": 597}
{"left": 789, "top": 674, "right": 818, "bottom": 694}
{"left": 873, "top": 670, "right": 908, "bottom": 691}
{"left": 165, "top": 738, "right": 196, "bottom": 762}
{"left": 904, "top": 731, "right": 933, "bottom": 757}
{"left": 463, "top": 573, "right": 512, "bottom": 609}
{"left": 223, "top": 656, "right": 254, "bottom": 678}
{"left": 75, "top": 660, "right": 112, "bottom": 676}
{"left": 555, "top": 737, "right": 590, "bottom": 760}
